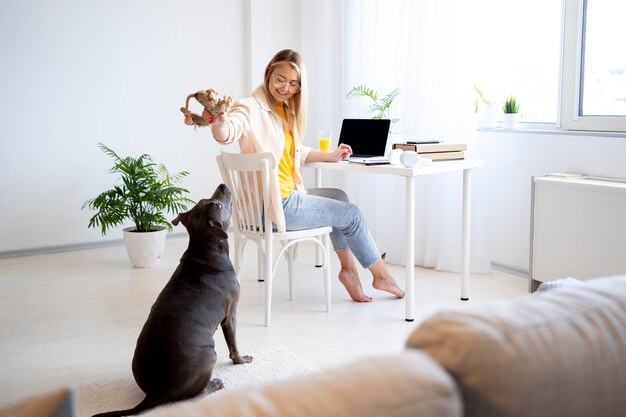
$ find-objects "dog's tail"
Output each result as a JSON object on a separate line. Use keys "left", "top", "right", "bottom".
{"left": 91, "top": 395, "right": 162, "bottom": 417}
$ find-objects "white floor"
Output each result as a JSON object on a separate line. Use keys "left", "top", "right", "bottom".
{"left": 0, "top": 236, "right": 528, "bottom": 405}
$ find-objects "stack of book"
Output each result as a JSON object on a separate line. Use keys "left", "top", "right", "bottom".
{"left": 392, "top": 141, "right": 467, "bottom": 161}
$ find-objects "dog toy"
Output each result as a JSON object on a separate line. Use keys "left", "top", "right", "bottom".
{"left": 180, "top": 89, "right": 232, "bottom": 127}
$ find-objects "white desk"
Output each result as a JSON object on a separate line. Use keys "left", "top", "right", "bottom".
{"left": 304, "top": 159, "right": 484, "bottom": 321}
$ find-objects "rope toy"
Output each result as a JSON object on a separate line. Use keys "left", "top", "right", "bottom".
{"left": 180, "top": 89, "right": 232, "bottom": 127}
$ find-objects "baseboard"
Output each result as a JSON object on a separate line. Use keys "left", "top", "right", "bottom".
{"left": 0, "top": 232, "right": 189, "bottom": 260}
{"left": 491, "top": 262, "right": 529, "bottom": 279}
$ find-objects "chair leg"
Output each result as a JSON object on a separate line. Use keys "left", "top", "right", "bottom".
{"left": 323, "top": 234, "right": 332, "bottom": 313}
{"left": 315, "top": 234, "right": 324, "bottom": 267}
{"left": 233, "top": 231, "right": 242, "bottom": 280}
{"left": 257, "top": 240, "right": 264, "bottom": 282}
{"left": 264, "top": 238, "right": 273, "bottom": 327}
{"left": 288, "top": 244, "right": 295, "bottom": 300}
{"left": 286, "top": 242, "right": 297, "bottom": 261}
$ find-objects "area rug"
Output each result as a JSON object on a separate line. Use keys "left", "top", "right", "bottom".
{"left": 77, "top": 345, "right": 317, "bottom": 417}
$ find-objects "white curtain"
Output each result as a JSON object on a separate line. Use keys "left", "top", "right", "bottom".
{"left": 342, "top": 0, "right": 492, "bottom": 272}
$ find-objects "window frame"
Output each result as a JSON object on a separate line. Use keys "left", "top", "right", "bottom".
{"left": 560, "top": 0, "right": 626, "bottom": 132}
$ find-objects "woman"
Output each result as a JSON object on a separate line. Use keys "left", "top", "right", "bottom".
{"left": 205, "top": 49, "right": 404, "bottom": 302}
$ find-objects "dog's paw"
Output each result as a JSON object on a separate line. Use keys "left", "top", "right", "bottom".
{"left": 232, "top": 354, "right": 253, "bottom": 364}
{"left": 205, "top": 378, "right": 224, "bottom": 394}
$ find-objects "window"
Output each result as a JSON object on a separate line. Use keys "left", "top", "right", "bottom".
{"left": 473, "top": 0, "right": 562, "bottom": 125}
{"left": 474, "top": 0, "right": 626, "bottom": 132}
{"left": 561, "top": 0, "right": 626, "bottom": 131}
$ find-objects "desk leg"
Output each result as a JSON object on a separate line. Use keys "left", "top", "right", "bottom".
{"left": 461, "top": 169, "right": 472, "bottom": 300}
{"left": 315, "top": 168, "right": 323, "bottom": 267}
{"left": 405, "top": 176, "right": 415, "bottom": 321}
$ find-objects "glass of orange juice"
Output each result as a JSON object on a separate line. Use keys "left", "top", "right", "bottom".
{"left": 318, "top": 129, "right": 332, "bottom": 152}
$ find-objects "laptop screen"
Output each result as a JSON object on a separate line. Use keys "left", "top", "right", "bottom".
{"left": 338, "top": 119, "right": 391, "bottom": 157}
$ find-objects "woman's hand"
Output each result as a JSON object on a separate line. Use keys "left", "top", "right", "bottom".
{"left": 203, "top": 109, "right": 229, "bottom": 142}
{"left": 201, "top": 109, "right": 226, "bottom": 124}
{"left": 306, "top": 144, "right": 352, "bottom": 163}
{"left": 328, "top": 143, "right": 352, "bottom": 161}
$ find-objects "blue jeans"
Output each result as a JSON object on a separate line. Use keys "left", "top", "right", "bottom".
{"left": 282, "top": 188, "right": 380, "bottom": 269}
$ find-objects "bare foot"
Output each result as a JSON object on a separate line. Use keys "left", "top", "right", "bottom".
{"left": 373, "top": 275, "right": 405, "bottom": 298}
{"left": 338, "top": 269, "right": 372, "bottom": 302}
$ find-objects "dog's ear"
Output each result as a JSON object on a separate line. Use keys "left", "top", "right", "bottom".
{"left": 207, "top": 225, "right": 228, "bottom": 240}
{"left": 172, "top": 211, "right": 188, "bottom": 226}
{"left": 208, "top": 219, "right": 229, "bottom": 231}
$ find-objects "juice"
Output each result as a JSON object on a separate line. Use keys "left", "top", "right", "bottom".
{"left": 318, "top": 137, "right": 331, "bottom": 152}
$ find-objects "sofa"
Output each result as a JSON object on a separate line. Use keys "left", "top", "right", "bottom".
{"left": 3, "top": 275, "right": 625, "bottom": 417}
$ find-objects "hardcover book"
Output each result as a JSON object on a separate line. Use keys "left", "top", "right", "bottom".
{"left": 419, "top": 151, "right": 465, "bottom": 161}
{"left": 393, "top": 142, "right": 467, "bottom": 153}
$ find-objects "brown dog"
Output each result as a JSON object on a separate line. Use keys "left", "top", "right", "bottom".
{"left": 93, "top": 184, "right": 252, "bottom": 417}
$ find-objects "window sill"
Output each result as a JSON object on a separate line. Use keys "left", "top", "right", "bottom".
{"left": 477, "top": 124, "right": 626, "bottom": 138}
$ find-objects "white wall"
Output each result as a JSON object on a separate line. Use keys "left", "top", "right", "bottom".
{"left": 247, "top": 0, "right": 301, "bottom": 92}
{"left": 0, "top": 0, "right": 271, "bottom": 253}
{"left": 474, "top": 130, "right": 626, "bottom": 274}
{"left": 0, "top": 0, "right": 346, "bottom": 255}
{"left": 300, "top": 1, "right": 345, "bottom": 148}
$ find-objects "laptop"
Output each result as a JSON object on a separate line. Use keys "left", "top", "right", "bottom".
{"left": 338, "top": 119, "right": 391, "bottom": 165}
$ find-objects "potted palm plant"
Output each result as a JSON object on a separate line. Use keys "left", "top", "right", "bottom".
{"left": 501, "top": 95, "right": 521, "bottom": 129}
{"left": 346, "top": 84, "right": 402, "bottom": 150}
{"left": 346, "top": 84, "right": 401, "bottom": 129}
{"left": 82, "top": 143, "right": 194, "bottom": 267}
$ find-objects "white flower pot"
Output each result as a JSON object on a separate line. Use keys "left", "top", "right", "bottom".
{"left": 481, "top": 103, "right": 498, "bottom": 128}
{"left": 501, "top": 113, "right": 520, "bottom": 129}
{"left": 123, "top": 226, "right": 167, "bottom": 268}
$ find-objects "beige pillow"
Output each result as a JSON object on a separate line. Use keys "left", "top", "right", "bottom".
{"left": 0, "top": 388, "right": 75, "bottom": 417}
{"left": 145, "top": 351, "right": 462, "bottom": 417}
{"left": 406, "top": 275, "right": 626, "bottom": 417}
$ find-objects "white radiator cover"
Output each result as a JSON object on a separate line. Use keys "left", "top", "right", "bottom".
{"left": 530, "top": 175, "right": 626, "bottom": 285}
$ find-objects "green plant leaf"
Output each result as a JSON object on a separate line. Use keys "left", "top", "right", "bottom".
{"left": 474, "top": 85, "right": 494, "bottom": 105}
{"left": 503, "top": 95, "right": 520, "bottom": 113}
{"left": 347, "top": 84, "right": 401, "bottom": 124}
{"left": 82, "top": 143, "right": 194, "bottom": 235}
{"left": 346, "top": 84, "right": 379, "bottom": 102}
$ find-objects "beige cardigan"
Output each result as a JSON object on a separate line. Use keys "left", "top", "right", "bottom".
{"left": 212, "top": 88, "right": 312, "bottom": 233}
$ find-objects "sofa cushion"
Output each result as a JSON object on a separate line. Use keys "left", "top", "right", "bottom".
{"left": 406, "top": 275, "right": 626, "bottom": 417}
{"left": 145, "top": 351, "right": 462, "bottom": 417}
{"left": 0, "top": 388, "right": 75, "bottom": 417}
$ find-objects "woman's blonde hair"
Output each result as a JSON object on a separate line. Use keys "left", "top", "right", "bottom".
{"left": 256, "top": 49, "right": 308, "bottom": 140}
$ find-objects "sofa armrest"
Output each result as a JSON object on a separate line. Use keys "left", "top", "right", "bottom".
{"left": 145, "top": 351, "right": 462, "bottom": 417}
{"left": 407, "top": 275, "right": 626, "bottom": 417}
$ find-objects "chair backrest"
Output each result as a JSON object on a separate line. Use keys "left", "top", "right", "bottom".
{"left": 216, "top": 152, "right": 277, "bottom": 239}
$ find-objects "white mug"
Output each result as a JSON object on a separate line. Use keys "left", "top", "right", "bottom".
{"left": 388, "top": 148, "right": 404, "bottom": 165}
{"left": 400, "top": 150, "right": 420, "bottom": 167}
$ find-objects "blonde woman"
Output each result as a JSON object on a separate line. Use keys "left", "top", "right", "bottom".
{"left": 205, "top": 49, "right": 403, "bottom": 302}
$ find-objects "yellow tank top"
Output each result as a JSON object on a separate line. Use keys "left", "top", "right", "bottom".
{"left": 276, "top": 106, "right": 297, "bottom": 198}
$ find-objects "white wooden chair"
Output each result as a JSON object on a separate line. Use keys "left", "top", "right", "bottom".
{"left": 216, "top": 151, "right": 332, "bottom": 326}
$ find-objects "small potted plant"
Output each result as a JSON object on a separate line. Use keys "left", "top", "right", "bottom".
{"left": 501, "top": 95, "right": 521, "bottom": 129}
{"left": 474, "top": 85, "right": 497, "bottom": 128}
{"left": 82, "top": 143, "right": 194, "bottom": 267}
